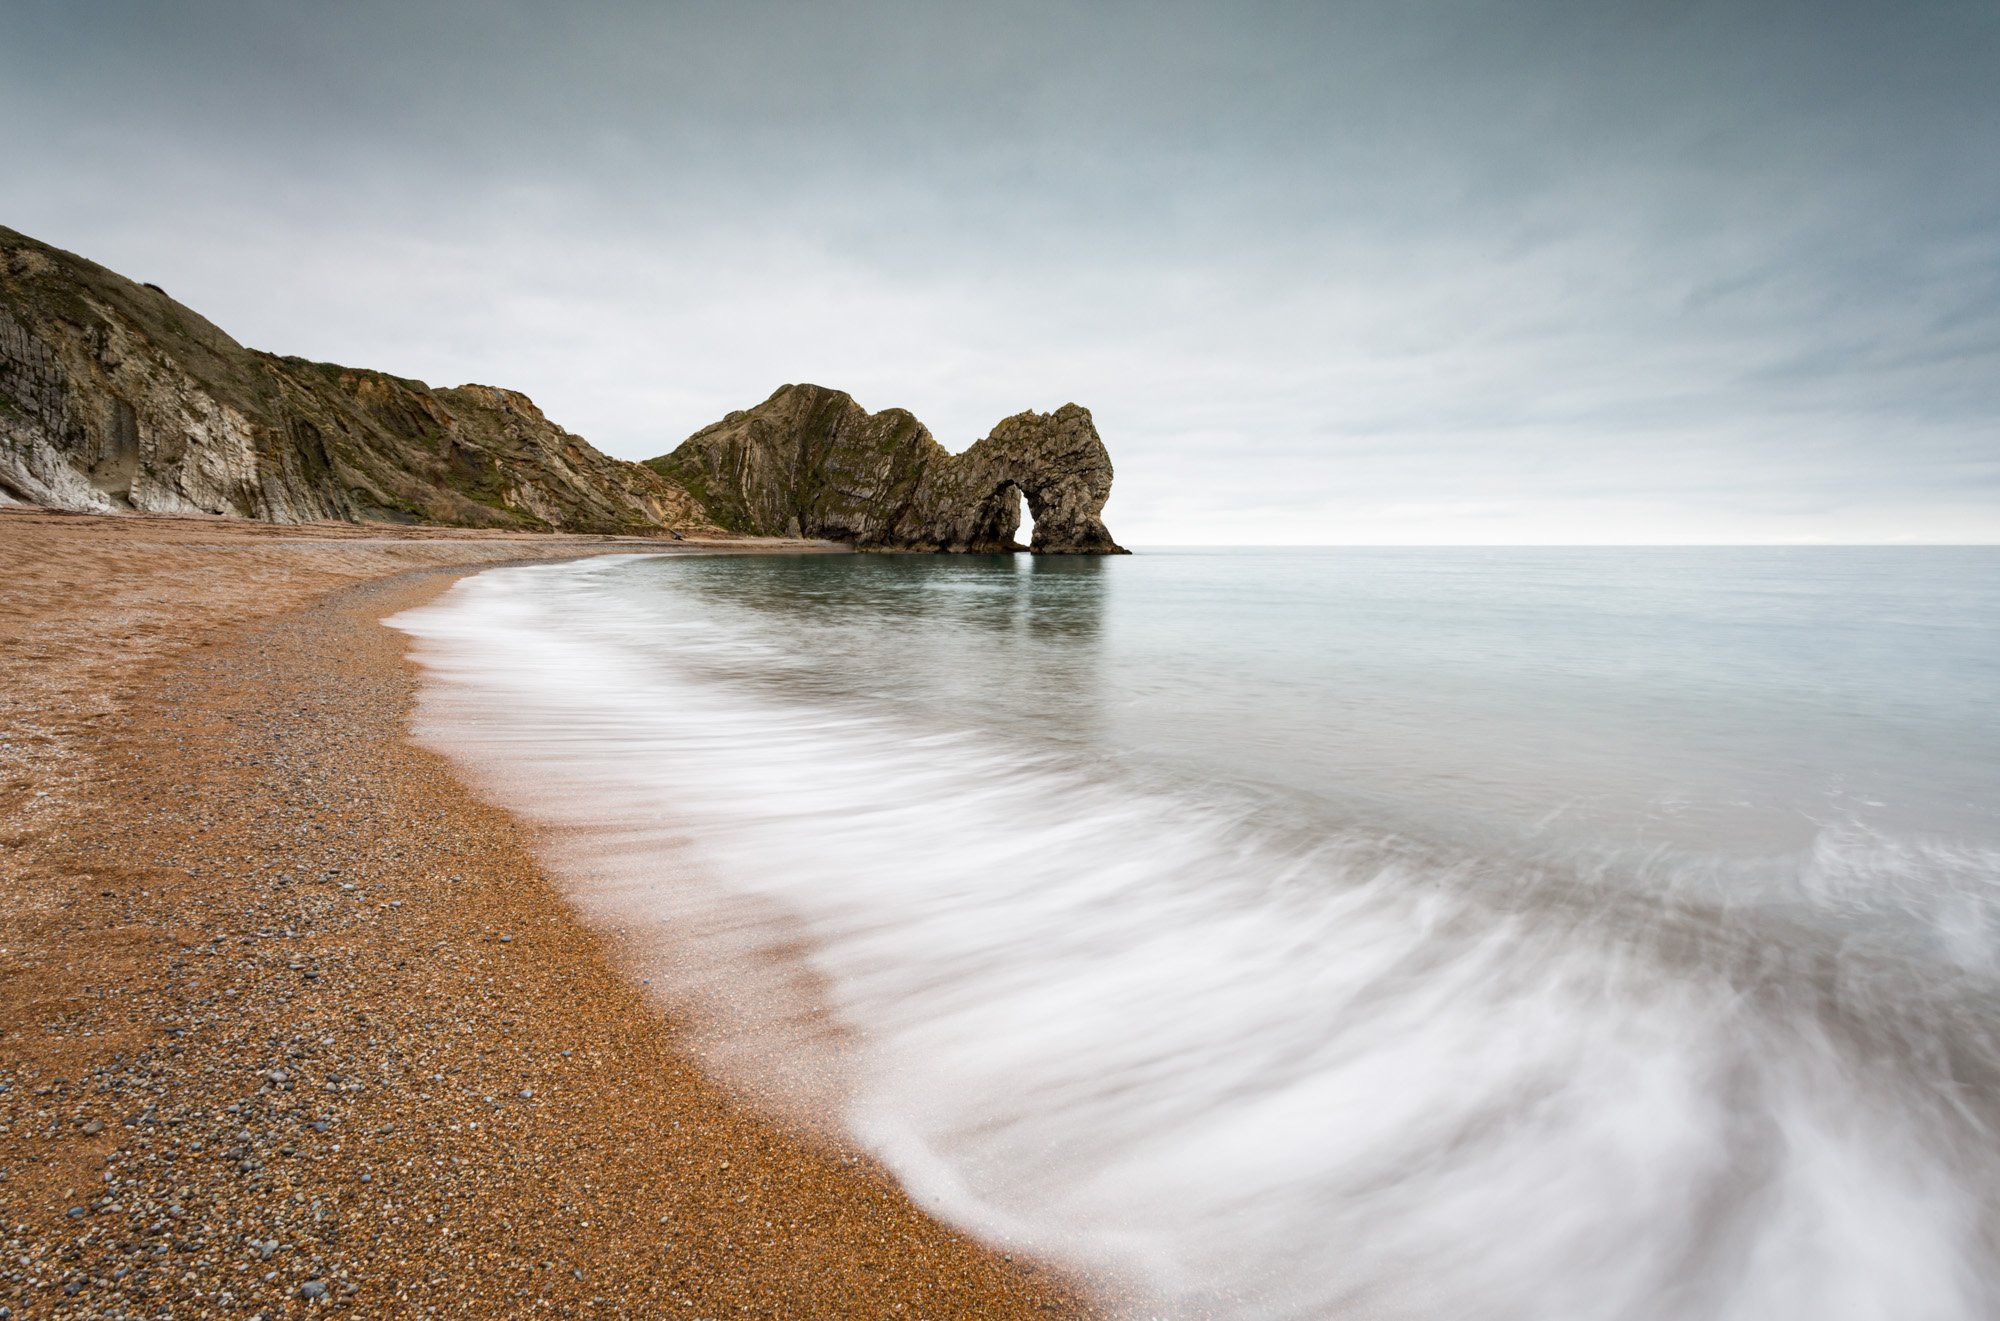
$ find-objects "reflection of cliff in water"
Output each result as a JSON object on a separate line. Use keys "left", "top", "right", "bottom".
{"left": 1008, "top": 552, "right": 1107, "bottom": 641}
{"left": 648, "top": 551, "right": 1104, "bottom": 641}
{"left": 619, "top": 551, "right": 1113, "bottom": 742}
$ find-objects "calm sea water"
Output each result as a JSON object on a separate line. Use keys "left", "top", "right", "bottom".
{"left": 392, "top": 547, "right": 2000, "bottom": 1321}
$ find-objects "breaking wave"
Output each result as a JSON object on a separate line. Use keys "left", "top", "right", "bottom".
{"left": 390, "top": 554, "right": 2000, "bottom": 1321}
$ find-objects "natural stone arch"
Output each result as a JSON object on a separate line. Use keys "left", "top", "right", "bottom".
{"left": 959, "top": 468, "right": 1094, "bottom": 553}
{"left": 965, "top": 479, "right": 1030, "bottom": 550}
{"left": 903, "top": 403, "right": 1126, "bottom": 553}
{"left": 652, "top": 385, "right": 1129, "bottom": 554}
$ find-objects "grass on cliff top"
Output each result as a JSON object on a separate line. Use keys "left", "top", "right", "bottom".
{"left": 275, "top": 355, "right": 430, "bottom": 393}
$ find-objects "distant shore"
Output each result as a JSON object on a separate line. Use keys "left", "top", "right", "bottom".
{"left": 0, "top": 509, "right": 1098, "bottom": 1317}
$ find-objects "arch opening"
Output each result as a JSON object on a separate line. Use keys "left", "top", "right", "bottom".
{"left": 973, "top": 479, "right": 1032, "bottom": 552}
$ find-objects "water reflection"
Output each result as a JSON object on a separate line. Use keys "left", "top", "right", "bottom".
{"left": 631, "top": 551, "right": 1106, "bottom": 639}
{"left": 616, "top": 552, "right": 1112, "bottom": 742}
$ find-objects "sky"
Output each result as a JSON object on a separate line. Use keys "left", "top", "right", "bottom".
{"left": 4, "top": 0, "right": 1996, "bottom": 543}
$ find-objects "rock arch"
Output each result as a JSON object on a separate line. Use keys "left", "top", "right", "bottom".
{"left": 964, "top": 479, "right": 1030, "bottom": 550}
{"left": 650, "top": 385, "right": 1127, "bottom": 553}
{"left": 947, "top": 405, "right": 1124, "bottom": 554}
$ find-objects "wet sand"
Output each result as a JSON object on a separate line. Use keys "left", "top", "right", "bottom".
{"left": 0, "top": 509, "right": 1100, "bottom": 1317}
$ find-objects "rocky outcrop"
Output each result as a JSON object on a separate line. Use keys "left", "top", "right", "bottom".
{"left": 1, "top": 225, "right": 1129, "bottom": 550}
{"left": 0, "top": 226, "right": 716, "bottom": 534}
{"left": 647, "top": 384, "right": 1127, "bottom": 553}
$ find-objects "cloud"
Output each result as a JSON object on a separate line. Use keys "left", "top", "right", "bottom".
{"left": 3, "top": 0, "right": 1995, "bottom": 541}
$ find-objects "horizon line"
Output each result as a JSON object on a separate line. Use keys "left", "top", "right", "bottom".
{"left": 1114, "top": 542, "right": 2000, "bottom": 549}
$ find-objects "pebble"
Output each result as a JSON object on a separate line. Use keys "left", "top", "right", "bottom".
{"left": 0, "top": 524, "right": 1092, "bottom": 1321}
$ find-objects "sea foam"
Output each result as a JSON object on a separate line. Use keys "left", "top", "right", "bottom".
{"left": 390, "top": 553, "right": 2000, "bottom": 1321}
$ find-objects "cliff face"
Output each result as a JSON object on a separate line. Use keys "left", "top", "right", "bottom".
{"left": 0, "top": 227, "right": 715, "bottom": 534}
{"left": 1, "top": 226, "right": 1129, "bottom": 550}
{"left": 648, "top": 384, "right": 1127, "bottom": 553}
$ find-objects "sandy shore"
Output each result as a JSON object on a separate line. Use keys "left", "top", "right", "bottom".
{"left": 0, "top": 509, "right": 1100, "bottom": 1317}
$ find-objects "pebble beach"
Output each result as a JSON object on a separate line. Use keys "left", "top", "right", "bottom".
{"left": 0, "top": 509, "right": 1099, "bottom": 1318}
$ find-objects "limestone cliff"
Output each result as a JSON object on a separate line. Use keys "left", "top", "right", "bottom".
{"left": 647, "top": 384, "right": 1127, "bottom": 553}
{"left": 0, "top": 226, "right": 715, "bottom": 534}
{"left": 1, "top": 225, "right": 1129, "bottom": 550}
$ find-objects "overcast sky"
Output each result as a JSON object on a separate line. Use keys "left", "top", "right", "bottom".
{"left": 5, "top": 0, "right": 1996, "bottom": 542}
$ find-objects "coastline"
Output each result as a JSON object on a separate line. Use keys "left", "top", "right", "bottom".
{"left": 0, "top": 509, "right": 1100, "bottom": 1317}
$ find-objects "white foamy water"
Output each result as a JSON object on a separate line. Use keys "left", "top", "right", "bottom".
{"left": 390, "top": 549, "right": 2000, "bottom": 1320}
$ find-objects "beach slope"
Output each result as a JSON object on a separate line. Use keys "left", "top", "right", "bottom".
{"left": 0, "top": 510, "right": 1096, "bottom": 1317}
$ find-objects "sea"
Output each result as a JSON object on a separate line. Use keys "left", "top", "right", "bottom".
{"left": 389, "top": 547, "right": 2000, "bottom": 1321}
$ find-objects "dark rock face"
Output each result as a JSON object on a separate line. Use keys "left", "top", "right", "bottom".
{"left": 647, "top": 384, "right": 1127, "bottom": 553}
{"left": 644, "top": 384, "right": 934, "bottom": 545}
{"left": 904, "top": 404, "right": 1126, "bottom": 554}
{"left": 0, "top": 226, "right": 715, "bottom": 534}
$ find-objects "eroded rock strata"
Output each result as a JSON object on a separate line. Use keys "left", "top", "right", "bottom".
{"left": 0, "top": 226, "right": 714, "bottom": 534}
{"left": 647, "top": 384, "right": 1127, "bottom": 553}
{"left": 2, "top": 225, "right": 1127, "bottom": 551}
